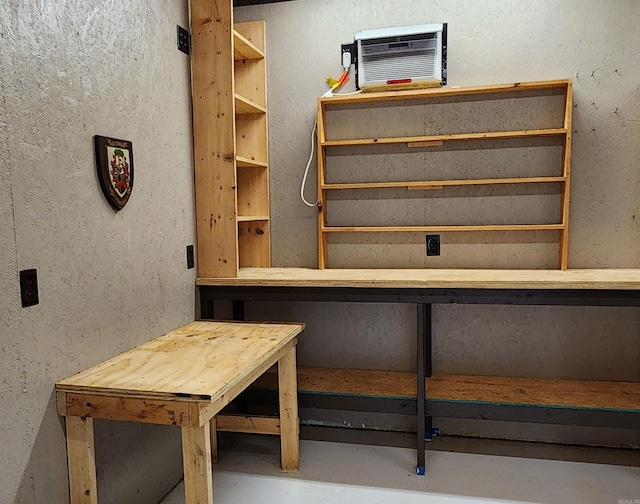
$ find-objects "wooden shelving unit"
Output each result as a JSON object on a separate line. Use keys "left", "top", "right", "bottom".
{"left": 316, "top": 80, "right": 573, "bottom": 270}
{"left": 191, "top": 1, "right": 270, "bottom": 278}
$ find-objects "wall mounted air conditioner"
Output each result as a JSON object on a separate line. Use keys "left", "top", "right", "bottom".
{"left": 355, "top": 23, "right": 447, "bottom": 91}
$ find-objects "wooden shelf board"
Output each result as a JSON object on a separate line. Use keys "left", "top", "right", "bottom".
{"left": 237, "top": 215, "right": 269, "bottom": 222}
{"left": 252, "top": 367, "right": 640, "bottom": 413}
{"left": 319, "top": 80, "right": 571, "bottom": 106}
{"left": 322, "top": 176, "right": 566, "bottom": 191}
{"left": 322, "top": 224, "right": 564, "bottom": 233}
{"left": 321, "top": 129, "right": 567, "bottom": 148}
{"left": 196, "top": 267, "right": 640, "bottom": 290}
{"left": 235, "top": 94, "right": 266, "bottom": 115}
{"left": 236, "top": 156, "right": 267, "bottom": 169}
{"left": 233, "top": 30, "right": 264, "bottom": 60}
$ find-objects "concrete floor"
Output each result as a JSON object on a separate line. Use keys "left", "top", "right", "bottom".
{"left": 159, "top": 435, "right": 640, "bottom": 504}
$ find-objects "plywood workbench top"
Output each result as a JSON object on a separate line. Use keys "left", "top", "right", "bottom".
{"left": 196, "top": 268, "right": 640, "bottom": 290}
{"left": 56, "top": 321, "right": 304, "bottom": 401}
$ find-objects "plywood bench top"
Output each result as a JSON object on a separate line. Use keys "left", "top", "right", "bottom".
{"left": 196, "top": 268, "right": 640, "bottom": 290}
{"left": 56, "top": 321, "right": 304, "bottom": 403}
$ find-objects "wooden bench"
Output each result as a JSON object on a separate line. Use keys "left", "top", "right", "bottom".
{"left": 55, "top": 320, "right": 304, "bottom": 504}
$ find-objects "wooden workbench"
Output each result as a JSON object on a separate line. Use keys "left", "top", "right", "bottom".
{"left": 197, "top": 268, "right": 640, "bottom": 474}
{"left": 56, "top": 320, "right": 304, "bottom": 504}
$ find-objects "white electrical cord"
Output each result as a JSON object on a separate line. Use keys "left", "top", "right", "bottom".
{"left": 299, "top": 77, "right": 362, "bottom": 207}
{"left": 300, "top": 120, "right": 318, "bottom": 207}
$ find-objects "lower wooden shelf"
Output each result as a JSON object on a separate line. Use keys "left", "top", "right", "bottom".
{"left": 252, "top": 367, "right": 640, "bottom": 413}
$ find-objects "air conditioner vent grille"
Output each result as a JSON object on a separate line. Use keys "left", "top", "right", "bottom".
{"left": 362, "top": 49, "right": 436, "bottom": 82}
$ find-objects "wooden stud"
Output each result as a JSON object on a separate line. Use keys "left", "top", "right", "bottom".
{"left": 559, "top": 82, "right": 573, "bottom": 270}
{"left": 182, "top": 423, "right": 214, "bottom": 504}
{"left": 278, "top": 347, "right": 299, "bottom": 470}
{"left": 210, "top": 416, "right": 218, "bottom": 465}
{"left": 57, "top": 390, "right": 67, "bottom": 416}
{"left": 317, "top": 99, "right": 328, "bottom": 269}
{"left": 191, "top": 0, "right": 238, "bottom": 278}
{"left": 216, "top": 415, "right": 281, "bottom": 435}
{"left": 66, "top": 416, "right": 98, "bottom": 504}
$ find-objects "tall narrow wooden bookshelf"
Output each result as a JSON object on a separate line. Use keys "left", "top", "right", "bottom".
{"left": 191, "top": 1, "right": 270, "bottom": 278}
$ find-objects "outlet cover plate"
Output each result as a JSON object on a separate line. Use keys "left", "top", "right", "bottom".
{"left": 177, "top": 25, "right": 190, "bottom": 55}
{"left": 426, "top": 235, "right": 441, "bottom": 256}
{"left": 20, "top": 269, "right": 39, "bottom": 307}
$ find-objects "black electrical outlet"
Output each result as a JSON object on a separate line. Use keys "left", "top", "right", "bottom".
{"left": 186, "top": 245, "right": 195, "bottom": 269}
{"left": 19, "top": 269, "right": 39, "bottom": 307}
{"left": 426, "top": 235, "right": 440, "bottom": 256}
{"left": 177, "top": 25, "right": 190, "bottom": 55}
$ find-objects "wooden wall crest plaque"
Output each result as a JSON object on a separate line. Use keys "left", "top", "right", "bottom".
{"left": 94, "top": 135, "right": 134, "bottom": 211}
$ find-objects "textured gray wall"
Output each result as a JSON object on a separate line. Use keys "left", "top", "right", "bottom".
{"left": 1, "top": 2, "right": 194, "bottom": 503}
{"left": 235, "top": 0, "right": 640, "bottom": 445}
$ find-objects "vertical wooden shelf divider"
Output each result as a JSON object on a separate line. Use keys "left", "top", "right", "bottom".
{"left": 191, "top": 1, "right": 270, "bottom": 278}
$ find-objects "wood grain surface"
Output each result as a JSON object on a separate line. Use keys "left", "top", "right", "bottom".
{"left": 196, "top": 267, "right": 640, "bottom": 290}
{"left": 253, "top": 367, "right": 640, "bottom": 412}
{"left": 56, "top": 321, "right": 303, "bottom": 402}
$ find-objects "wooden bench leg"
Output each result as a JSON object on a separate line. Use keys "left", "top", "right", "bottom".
{"left": 66, "top": 416, "right": 98, "bottom": 504}
{"left": 182, "top": 423, "right": 214, "bottom": 504}
{"left": 210, "top": 416, "right": 218, "bottom": 464}
{"left": 278, "top": 346, "right": 299, "bottom": 470}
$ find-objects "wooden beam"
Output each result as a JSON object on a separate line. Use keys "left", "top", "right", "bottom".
{"left": 66, "top": 416, "right": 98, "bottom": 504}
{"left": 278, "top": 347, "right": 299, "bottom": 470}
{"left": 209, "top": 416, "right": 218, "bottom": 464}
{"left": 191, "top": 0, "right": 238, "bottom": 277}
{"left": 62, "top": 393, "right": 193, "bottom": 426}
{"left": 216, "top": 414, "right": 280, "bottom": 434}
{"left": 559, "top": 81, "right": 573, "bottom": 270}
{"left": 182, "top": 423, "right": 214, "bottom": 504}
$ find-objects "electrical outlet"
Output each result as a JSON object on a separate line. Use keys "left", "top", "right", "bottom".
{"left": 426, "top": 235, "right": 440, "bottom": 256}
{"left": 341, "top": 42, "right": 356, "bottom": 65}
{"left": 186, "top": 245, "right": 195, "bottom": 269}
{"left": 20, "top": 269, "right": 39, "bottom": 307}
{"left": 177, "top": 25, "right": 190, "bottom": 55}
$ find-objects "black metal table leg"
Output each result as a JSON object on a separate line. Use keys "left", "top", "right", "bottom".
{"left": 201, "top": 295, "right": 215, "bottom": 320}
{"left": 232, "top": 300, "right": 245, "bottom": 321}
{"left": 416, "top": 303, "right": 431, "bottom": 475}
